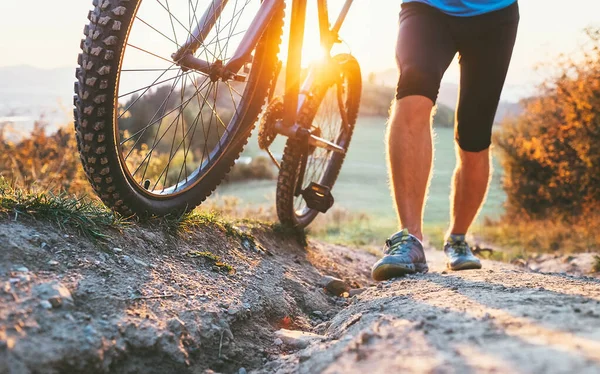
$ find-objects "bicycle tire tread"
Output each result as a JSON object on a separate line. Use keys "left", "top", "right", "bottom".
{"left": 74, "top": 0, "right": 285, "bottom": 218}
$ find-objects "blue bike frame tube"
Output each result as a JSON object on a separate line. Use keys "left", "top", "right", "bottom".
{"left": 223, "top": 0, "right": 281, "bottom": 74}
{"left": 283, "top": 0, "right": 307, "bottom": 128}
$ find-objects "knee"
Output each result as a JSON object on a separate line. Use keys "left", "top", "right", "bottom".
{"left": 390, "top": 95, "right": 434, "bottom": 130}
{"left": 396, "top": 64, "right": 441, "bottom": 104}
{"left": 457, "top": 147, "right": 490, "bottom": 168}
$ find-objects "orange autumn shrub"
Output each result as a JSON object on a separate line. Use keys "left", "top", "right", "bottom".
{"left": 495, "top": 28, "right": 600, "bottom": 220}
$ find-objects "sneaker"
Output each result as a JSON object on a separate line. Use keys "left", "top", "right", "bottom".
{"left": 444, "top": 234, "right": 482, "bottom": 270}
{"left": 371, "top": 228, "right": 429, "bottom": 281}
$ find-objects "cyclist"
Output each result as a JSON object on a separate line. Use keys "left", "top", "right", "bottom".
{"left": 371, "top": 0, "right": 520, "bottom": 281}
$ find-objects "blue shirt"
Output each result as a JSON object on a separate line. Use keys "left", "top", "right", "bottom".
{"left": 403, "top": 0, "right": 517, "bottom": 17}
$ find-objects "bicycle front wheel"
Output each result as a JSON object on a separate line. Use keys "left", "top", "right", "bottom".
{"left": 74, "top": 0, "right": 284, "bottom": 217}
{"left": 276, "top": 54, "right": 362, "bottom": 228}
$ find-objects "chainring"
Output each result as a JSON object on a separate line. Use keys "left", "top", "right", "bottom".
{"left": 258, "top": 97, "right": 284, "bottom": 150}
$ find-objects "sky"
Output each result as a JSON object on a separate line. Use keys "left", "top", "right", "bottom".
{"left": 1, "top": 0, "right": 599, "bottom": 101}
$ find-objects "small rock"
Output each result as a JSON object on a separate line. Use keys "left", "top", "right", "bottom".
{"left": 441, "top": 271, "right": 448, "bottom": 275}
{"left": 312, "top": 311, "right": 323, "bottom": 317}
{"left": 48, "top": 260, "right": 59, "bottom": 266}
{"left": 48, "top": 296, "right": 63, "bottom": 308}
{"left": 274, "top": 329, "right": 325, "bottom": 349}
{"left": 34, "top": 281, "right": 73, "bottom": 308}
{"left": 228, "top": 307, "right": 239, "bottom": 316}
{"left": 41, "top": 242, "right": 49, "bottom": 250}
{"left": 319, "top": 275, "right": 350, "bottom": 296}
{"left": 15, "top": 267, "right": 29, "bottom": 273}
{"left": 122, "top": 255, "right": 134, "bottom": 265}
{"left": 242, "top": 303, "right": 251, "bottom": 310}
{"left": 84, "top": 325, "right": 97, "bottom": 336}
{"left": 9, "top": 278, "right": 20, "bottom": 284}
{"left": 238, "top": 368, "right": 247, "bottom": 374}
{"left": 133, "top": 258, "right": 149, "bottom": 267}
{"left": 299, "top": 350, "right": 312, "bottom": 362}
{"left": 39, "top": 300, "right": 52, "bottom": 309}
{"left": 273, "top": 338, "right": 283, "bottom": 346}
{"left": 349, "top": 288, "right": 366, "bottom": 297}
{"left": 113, "top": 248, "right": 123, "bottom": 253}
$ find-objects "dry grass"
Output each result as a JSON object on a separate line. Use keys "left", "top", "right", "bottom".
{"left": 0, "top": 123, "right": 94, "bottom": 196}
{"left": 0, "top": 177, "right": 121, "bottom": 239}
{"left": 477, "top": 216, "right": 600, "bottom": 262}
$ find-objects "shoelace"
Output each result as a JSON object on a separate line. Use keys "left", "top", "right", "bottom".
{"left": 386, "top": 235, "right": 413, "bottom": 256}
{"left": 450, "top": 240, "right": 470, "bottom": 256}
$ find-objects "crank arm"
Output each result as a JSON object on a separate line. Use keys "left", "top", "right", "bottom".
{"left": 274, "top": 121, "right": 346, "bottom": 154}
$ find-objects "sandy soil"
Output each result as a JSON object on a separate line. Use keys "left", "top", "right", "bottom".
{"left": 1, "top": 218, "right": 599, "bottom": 374}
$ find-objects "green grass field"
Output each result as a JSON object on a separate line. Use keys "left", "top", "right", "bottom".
{"left": 209, "top": 115, "right": 505, "bottom": 241}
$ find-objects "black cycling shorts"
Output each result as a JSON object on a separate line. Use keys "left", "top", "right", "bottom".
{"left": 396, "top": 1, "right": 519, "bottom": 152}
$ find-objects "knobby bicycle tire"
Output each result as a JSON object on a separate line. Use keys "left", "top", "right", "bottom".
{"left": 276, "top": 54, "right": 362, "bottom": 228}
{"left": 74, "top": 0, "right": 285, "bottom": 217}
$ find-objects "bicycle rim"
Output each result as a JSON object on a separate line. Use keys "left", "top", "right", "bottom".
{"left": 116, "top": 0, "right": 268, "bottom": 198}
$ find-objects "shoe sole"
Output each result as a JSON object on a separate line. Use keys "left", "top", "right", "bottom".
{"left": 372, "top": 262, "right": 429, "bottom": 282}
{"left": 447, "top": 261, "right": 482, "bottom": 271}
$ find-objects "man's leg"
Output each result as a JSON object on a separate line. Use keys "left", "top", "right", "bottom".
{"left": 443, "top": 2, "right": 519, "bottom": 270}
{"left": 387, "top": 96, "right": 434, "bottom": 241}
{"left": 449, "top": 147, "right": 490, "bottom": 236}
{"left": 371, "top": 3, "right": 456, "bottom": 281}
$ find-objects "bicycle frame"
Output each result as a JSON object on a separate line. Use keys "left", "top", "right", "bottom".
{"left": 173, "top": 0, "right": 354, "bottom": 136}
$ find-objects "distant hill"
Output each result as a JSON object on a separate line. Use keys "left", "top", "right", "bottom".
{"left": 0, "top": 65, "right": 74, "bottom": 131}
{"left": 369, "top": 68, "right": 523, "bottom": 123}
{"left": 0, "top": 65, "right": 74, "bottom": 95}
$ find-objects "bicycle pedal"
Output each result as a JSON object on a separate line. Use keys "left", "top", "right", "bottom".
{"left": 301, "top": 182, "right": 334, "bottom": 213}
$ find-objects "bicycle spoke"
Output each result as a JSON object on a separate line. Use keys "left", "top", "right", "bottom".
{"left": 126, "top": 74, "right": 210, "bottom": 148}
{"left": 121, "top": 67, "right": 181, "bottom": 72}
{"left": 220, "top": 0, "right": 252, "bottom": 60}
{"left": 129, "top": 70, "right": 184, "bottom": 175}
{"left": 132, "top": 74, "right": 215, "bottom": 183}
{"left": 155, "top": 0, "right": 220, "bottom": 62}
{"left": 114, "top": 0, "right": 267, "bottom": 196}
{"left": 118, "top": 68, "right": 196, "bottom": 99}
{"left": 135, "top": 15, "right": 179, "bottom": 47}
{"left": 126, "top": 43, "right": 175, "bottom": 65}
{"left": 118, "top": 65, "right": 179, "bottom": 119}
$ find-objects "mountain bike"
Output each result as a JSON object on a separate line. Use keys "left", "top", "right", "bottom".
{"left": 74, "top": 0, "right": 362, "bottom": 228}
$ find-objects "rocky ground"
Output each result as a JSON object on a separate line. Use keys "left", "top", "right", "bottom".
{"left": 1, "top": 217, "right": 600, "bottom": 374}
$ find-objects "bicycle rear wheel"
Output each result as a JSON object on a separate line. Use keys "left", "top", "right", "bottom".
{"left": 276, "top": 54, "right": 362, "bottom": 228}
{"left": 74, "top": 0, "right": 284, "bottom": 217}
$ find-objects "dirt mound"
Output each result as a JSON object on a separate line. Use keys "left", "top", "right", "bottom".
{"left": 2, "top": 217, "right": 600, "bottom": 374}
{"left": 0, "top": 219, "right": 374, "bottom": 374}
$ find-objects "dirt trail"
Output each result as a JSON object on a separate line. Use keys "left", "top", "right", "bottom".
{"left": 1, "top": 219, "right": 600, "bottom": 374}
{"left": 264, "top": 250, "right": 600, "bottom": 373}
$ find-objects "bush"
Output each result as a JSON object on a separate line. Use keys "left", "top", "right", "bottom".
{"left": 494, "top": 28, "right": 600, "bottom": 220}
{"left": 225, "top": 156, "right": 276, "bottom": 183}
{"left": 0, "top": 122, "right": 93, "bottom": 196}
